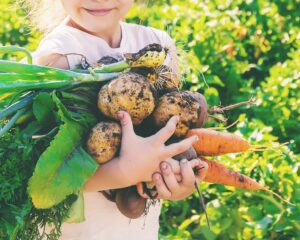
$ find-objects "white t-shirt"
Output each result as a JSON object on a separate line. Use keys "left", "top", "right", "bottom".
{"left": 33, "top": 20, "right": 176, "bottom": 240}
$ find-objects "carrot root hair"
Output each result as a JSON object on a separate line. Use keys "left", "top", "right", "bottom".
{"left": 248, "top": 142, "right": 289, "bottom": 153}
{"left": 261, "top": 187, "right": 295, "bottom": 206}
{"left": 207, "top": 119, "right": 239, "bottom": 131}
{"left": 209, "top": 97, "right": 256, "bottom": 114}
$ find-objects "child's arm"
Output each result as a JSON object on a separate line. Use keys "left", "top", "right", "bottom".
{"left": 84, "top": 111, "right": 199, "bottom": 192}
{"left": 33, "top": 53, "right": 70, "bottom": 69}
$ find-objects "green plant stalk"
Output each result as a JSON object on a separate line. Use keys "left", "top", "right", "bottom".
{"left": 0, "top": 95, "right": 34, "bottom": 120}
{"left": 0, "top": 72, "right": 119, "bottom": 94}
{"left": 0, "top": 73, "right": 59, "bottom": 81}
{"left": 0, "top": 60, "right": 122, "bottom": 81}
{"left": 0, "top": 81, "right": 78, "bottom": 94}
{"left": 0, "top": 46, "right": 32, "bottom": 64}
{"left": 0, "top": 60, "right": 83, "bottom": 79}
{"left": 15, "top": 110, "right": 34, "bottom": 125}
{"left": 91, "top": 60, "right": 129, "bottom": 73}
{"left": 0, "top": 108, "right": 27, "bottom": 136}
{"left": 60, "top": 92, "right": 94, "bottom": 106}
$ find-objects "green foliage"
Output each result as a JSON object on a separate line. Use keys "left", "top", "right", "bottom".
{"left": 127, "top": 1, "right": 300, "bottom": 239}
{"left": 28, "top": 93, "right": 98, "bottom": 209}
{"left": 0, "top": 130, "right": 76, "bottom": 240}
{"left": 1, "top": 0, "right": 299, "bottom": 239}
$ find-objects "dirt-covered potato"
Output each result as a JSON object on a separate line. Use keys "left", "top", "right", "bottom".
{"left": 153, "top": 91, "right": 208, "bottom": 137}
{"left": 86, "top": 122, "right": 121, "bottom": 164}
{"left": 98, "top": 73, "right": 156, "bottom": 125}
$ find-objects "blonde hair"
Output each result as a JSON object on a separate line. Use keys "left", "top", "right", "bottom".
{"left": 20, "top": 0, "right": 67, "bottom": 34}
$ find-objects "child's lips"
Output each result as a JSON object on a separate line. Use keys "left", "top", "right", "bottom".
{"left": 84, "top": 8, "right": 114, "bottom": 16}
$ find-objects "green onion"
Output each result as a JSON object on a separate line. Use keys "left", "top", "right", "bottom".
{"left": 92, "top": 61, "right": 129, "bottom": 73}
{"left": 0, "top": 60, "right": 83, "bottom": 79}
{"left": 0, "top": 46, "right": 32, "bottom": 64}
{"left": 0, "top": 108, "right": 27, "bottom": 136}
{"left": 0, "top": 95, "right": 34, "bottom": 120}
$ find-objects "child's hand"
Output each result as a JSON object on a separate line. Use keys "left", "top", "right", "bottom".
{"left": 116, "top": 111, "right": 199, "bottom": 186}
{"left": 137, "top": 159, "right": 208, "bottom": 200}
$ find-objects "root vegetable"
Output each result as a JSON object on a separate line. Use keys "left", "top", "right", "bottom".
{"left": 202, "top": 159, "right": 293, "bottom": 205}
{"left": 186, "top": 128, "right": 250, "bottom": 156}
{"left": 115, "top": 186, "right": 147, "bottom": 219}
{"left": 86, "top": 122, "right": 121, "bottom": 164}
{"left": 98, "top": 73, "right": 156, "bottom": 125}
{"left": 124, "top": 43, "right": 168, "bottom": 68}
{"left": 153, "top": 91, "right": 208, "bottom": 137}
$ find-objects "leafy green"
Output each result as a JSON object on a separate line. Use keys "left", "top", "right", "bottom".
{"left": 28, "top": 94, "right": 98, "bottom": 209}
{"left": 32, "top": 92, "right": 55, "bottom": 127}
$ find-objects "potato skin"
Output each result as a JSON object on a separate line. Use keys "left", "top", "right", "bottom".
{"left": 153, "top": 91, "right": 206, "bottom": 137}
{"left": 86, "top": 122, "right": 121, "bottom": 164}
{"left": 98, "top": 73, "right": 156, "bottom": 125}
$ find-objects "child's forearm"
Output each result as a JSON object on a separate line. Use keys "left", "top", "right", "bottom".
{"left": 83, "top": 157, "right": 134, "bottom": 192}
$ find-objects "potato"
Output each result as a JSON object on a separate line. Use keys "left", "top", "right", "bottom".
{"left": 153, "top": 91, "right": 208, "bottom": 137}
{"left": 98, "top": 73, "right": 156, "bottom": 125}
{"left": 115, "top": 186, "right": 147, "bottom": 219}
{"left": 86, "top": 122, "right": 121, "bottom": 164}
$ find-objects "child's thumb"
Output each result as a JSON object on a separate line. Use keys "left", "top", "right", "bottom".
{"left": 118, "top": 111, "right": 134, "bottom": 137}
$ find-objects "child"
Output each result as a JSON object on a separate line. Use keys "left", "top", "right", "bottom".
{"left": 26, "top": 0, "right": 208, "bottom": 239}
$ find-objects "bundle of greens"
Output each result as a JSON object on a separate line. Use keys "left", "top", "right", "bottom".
{"left": 0, "top": 44, "right": 168, "bottom": 239}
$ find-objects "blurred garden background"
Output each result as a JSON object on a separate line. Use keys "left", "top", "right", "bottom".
{"left": 1, "top": 0, "right": 299, "bottom": 239}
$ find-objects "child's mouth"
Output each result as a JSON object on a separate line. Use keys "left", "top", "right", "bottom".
{"left": 84, "top": 8, "right": 114, "bottom": 16}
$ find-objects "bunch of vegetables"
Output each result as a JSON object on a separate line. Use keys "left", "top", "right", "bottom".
{"left": 0, "top": 44, "right": 292, "bottom": 239}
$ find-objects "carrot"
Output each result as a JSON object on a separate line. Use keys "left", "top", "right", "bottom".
{"left": 186, "top": 128, "right": 250, "bottom": 156}
{"left": 201, "top": 158, "right": 294, "bottom": 205}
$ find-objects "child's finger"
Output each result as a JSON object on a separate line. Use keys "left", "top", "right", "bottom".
{"left": 118, "top": 111, "right": 134, "bottom": 138}
{"left": 180, "top": 159, "right": 196, "bottom": 188}
{"left": 189, "top": 158, "right": 201, "bottom": 169}
{"left": 195, "top": 159, "right": 208, "bottom": 183}
{"left": 162, "top": 135, "right": 198, "bottom": 160}
{"left": 136, "top": 182, "right": 149, "bottom": 199}
{"left": 151, "top": 115, "right": 179, "bottom": 146}
{"left": 166, "top": 158, "right": 202, "bottom": 175}
{"left": 165, "top": 158, "right": 180, "bottom": 174}
{"left": 160, "top": 162, "right": 180, "bottom": 192}
{"left": 152, "top": 172, "right": 172, "bottom": 199}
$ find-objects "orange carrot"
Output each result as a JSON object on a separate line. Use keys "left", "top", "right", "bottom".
{"left": 201, "top": 159, "right": 294, "bottom": 205}
{"left": 186, "top": 128, "right": 250, "bottom": 156}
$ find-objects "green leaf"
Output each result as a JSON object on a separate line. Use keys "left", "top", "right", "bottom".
{"left": 28, "top": 120, "right": 98, "bottom": 208}
{"left": 52, "top": 91, "right": 96, "bottom": 128}
{"left": 32, "top": 92, "right": 55, "bottom": 126}
{"left": 28, "top": 95, "right": 98, "bottom": 209}
{"left": 65, "top": 190, "right": 85, "bottom": 223}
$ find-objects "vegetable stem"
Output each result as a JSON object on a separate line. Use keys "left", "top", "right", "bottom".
{"left": 0, "top": 45, "right": 32, "bottom": 64}
{"left": 0, "top": 108, "right": 27, "bottom": 136}
{"left": 92, "top": 61, "right": 129, "bottom": 73}
{"left": 0, "top": 95, "right": 34, "bottom": 120}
